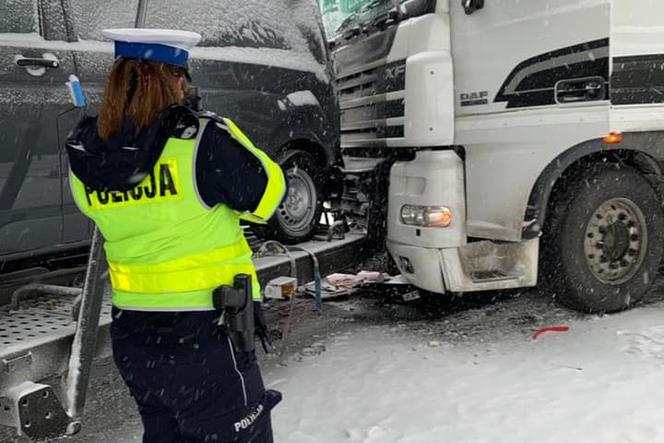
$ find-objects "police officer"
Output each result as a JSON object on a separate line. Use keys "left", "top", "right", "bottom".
{"left": 65, "top": 29, "right": 285, "bottom": 442}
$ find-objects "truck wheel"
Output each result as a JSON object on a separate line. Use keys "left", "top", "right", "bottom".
{"left": 255, "top": 150, "right": 323, "bottom": 244}
{"left": 544, "top": 165, "right": 664, "bottom": 313}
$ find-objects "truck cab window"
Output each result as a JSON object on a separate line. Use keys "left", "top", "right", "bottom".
{"left": 319, "top": 0, "right": 436, "bottom": 41}
{"left": 320, "top": 0, "right": 390, "bottom": 39}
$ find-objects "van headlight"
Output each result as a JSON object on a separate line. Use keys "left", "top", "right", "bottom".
{"left": 400, "top": 205, "right": 452, "bottom": 228}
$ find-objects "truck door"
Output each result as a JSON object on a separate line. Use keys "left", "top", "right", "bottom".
{"left": 451, "top": 0, "right": 610, "bottom": 116}
{"left": 449, "top": 0, "right": 611, "bottom": 242}
{"left": 0, "top": 1, "right": 79, "bottom": 256}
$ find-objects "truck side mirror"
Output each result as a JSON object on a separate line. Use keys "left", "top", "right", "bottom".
{"left": 463, "top": 0, "right": 484, "bottom": 15}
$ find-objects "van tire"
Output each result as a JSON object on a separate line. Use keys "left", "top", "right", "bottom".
{"left": 543, "top": 165, "right": 664, "bottom": 313}
{"left": 254, "top": 150, "right": 323, "bottom": 244}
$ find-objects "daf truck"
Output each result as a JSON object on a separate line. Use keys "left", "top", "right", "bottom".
{"left": 324, "top": 0, "right": 664, "bottom": 312}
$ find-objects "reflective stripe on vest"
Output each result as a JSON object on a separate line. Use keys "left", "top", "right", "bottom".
{"left": 70, "top": 117, "right": 263, "bottom": 309}
{"left": 222, "top": 118, "right": 287, "bottom": 223}
{"left": 108, "top": 241, "right": 253, "bottom": 293}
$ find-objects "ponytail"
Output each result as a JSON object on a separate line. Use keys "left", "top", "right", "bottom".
{"left": 97, "top": 59, "right": 188, "bottom": 141}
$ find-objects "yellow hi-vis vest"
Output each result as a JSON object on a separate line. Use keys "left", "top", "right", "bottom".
{"left": 70, "top": 118, "right": 286, "bottom": 310}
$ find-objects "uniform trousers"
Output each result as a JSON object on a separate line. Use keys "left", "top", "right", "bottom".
{"left": 110, "top": 307, "right": 279, "bottom": 442}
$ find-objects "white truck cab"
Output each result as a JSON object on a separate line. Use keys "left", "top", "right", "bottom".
{"left": 325, "top": 0, "right": 664, "bottom": 312}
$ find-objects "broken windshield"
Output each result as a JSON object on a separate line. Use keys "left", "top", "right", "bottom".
{"left": 318, "top": 0, "right": 436, "bottom": 41}
{"left": 319, "top": 0, "right": 396, "bottom": 39}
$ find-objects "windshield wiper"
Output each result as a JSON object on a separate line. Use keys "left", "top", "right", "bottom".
{"left": 370, "top": 6, "right": 401, "bottom": 29}
{"left": 336, "top": 0, "right": 397, "bottom": 40}
{"left": 336, "top": 12, "right": 359, "bottom": 35}
{"left": 360, "top": 0, "right": 388, "bottom": 12}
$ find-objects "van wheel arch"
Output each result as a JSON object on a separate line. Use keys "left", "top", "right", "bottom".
{"left": 253, "top": 140, "right": 329, "bottom": 244}
{"left": 275, "top": 138, "right": 331, "bottom": 194}
{"left": 276, "top": 138, "right": 329, "bottom": 169}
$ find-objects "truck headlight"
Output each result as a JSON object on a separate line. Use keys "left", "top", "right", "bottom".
{"left": 400, "top": 205, "right": 452, "bottom": 227}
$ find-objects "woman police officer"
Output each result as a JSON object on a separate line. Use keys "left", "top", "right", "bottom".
{"left": 65, "top": 29, "right": 285, "bottom": 442}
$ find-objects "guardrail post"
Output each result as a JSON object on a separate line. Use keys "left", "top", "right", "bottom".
{"left": 64, "top": 227, "right": 106, "bottom": 422}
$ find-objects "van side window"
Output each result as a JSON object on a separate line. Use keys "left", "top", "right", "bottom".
{"left": 292, "top": 1, "right": 328, "bottom": 65}
{"left": 144, "top": 0, "right": 292, "bottom": 50}
{"left": 68, "top": 0, "right": 139, "bottom": 40}
{"left": 0, "top": 0, "right": 38, "bottom": 34}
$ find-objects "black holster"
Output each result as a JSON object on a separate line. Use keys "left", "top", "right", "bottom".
{"left": 213, "top": 274, "right": 255, "bottom": 352}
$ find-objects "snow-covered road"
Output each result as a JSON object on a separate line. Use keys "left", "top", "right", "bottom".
{"left": 3, "top": 288, "right": 664, "bottom": 442}
{"left": 269, "top": 299, "right": 664, "bottom": 443}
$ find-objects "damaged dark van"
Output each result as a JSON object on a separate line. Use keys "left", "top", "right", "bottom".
{"left": 0, "top": 0, "right": 340, "bottom": 284}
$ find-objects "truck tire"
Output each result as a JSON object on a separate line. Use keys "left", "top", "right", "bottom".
{"left": 255, "top": 150, "right": 323, "bottom": 244}
{"left": 544, "top": 165, "right": 664, "bottom": 313}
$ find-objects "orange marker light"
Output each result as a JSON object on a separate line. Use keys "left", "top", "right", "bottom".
{"left": 401, "top": 205, "right": 453, "bottom": 228}
{"left": 425, "top": 207, "right": 453, "bottom": 227}
{"left": 603, "top": 132, "right": 623, "bottom": 144}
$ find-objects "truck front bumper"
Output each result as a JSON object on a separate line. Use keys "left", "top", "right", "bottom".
{"left": 388, "top": 239, "right": 540, "bottom": 294}
{"left": 387, "top": 241, "right": 446, "bottom": 293}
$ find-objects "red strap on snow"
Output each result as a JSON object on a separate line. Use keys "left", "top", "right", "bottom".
{"left": 532, "top": 326, "right": 570, "bottom": 340}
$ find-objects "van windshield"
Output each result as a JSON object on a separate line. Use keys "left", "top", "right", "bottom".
{"left": 318, "top": 0, "right": 436, "bottom": 41}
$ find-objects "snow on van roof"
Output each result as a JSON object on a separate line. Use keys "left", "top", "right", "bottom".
{"left": 143, "top": 0, "right": 326, "bottom": 59}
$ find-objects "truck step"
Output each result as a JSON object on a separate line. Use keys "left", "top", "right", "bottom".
{"left": 470, "top": 270, "right": 522, "bottom": 283}
{"left": 341, "top": 156, "right": 387, "bottom": 174}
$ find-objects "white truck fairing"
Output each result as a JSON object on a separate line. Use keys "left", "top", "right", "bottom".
{"left": 610, "top": 0, "right": 664, "bottom": 133}
{"left": 328, "top": 0, "right": 664, "bottom": 308}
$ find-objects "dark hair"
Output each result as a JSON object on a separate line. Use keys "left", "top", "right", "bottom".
{"left": 97, "top": 59, "right": 188, "bottom": 141}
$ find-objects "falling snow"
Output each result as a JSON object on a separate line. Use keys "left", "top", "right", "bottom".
{"left": 268, "top": 300, "right": 664, "bottom": 443}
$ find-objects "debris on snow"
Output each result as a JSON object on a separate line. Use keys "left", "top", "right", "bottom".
{"left": 303, "top": 272, "right": 395, "bottom": 299}
{"left": 531, "top": 325, "right": 571, "bottom": 340}
{"left": 267, "top": 303, "right": 664, "bottom": 443}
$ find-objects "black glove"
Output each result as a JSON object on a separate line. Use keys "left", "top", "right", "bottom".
{"left": 254, "top": 301, "right": 274, "bottom": 354}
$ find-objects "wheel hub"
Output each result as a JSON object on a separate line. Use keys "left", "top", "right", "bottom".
{"left": 583, "top": 198, "right": 647, "bottom": 285}
{"left": 602, "top": 221, "right": 630, "bottom": 262}
{"left": 278, "top": 165, "right": 316, "bottom": 231}
{"left": 284, "top": 179, "right": 308, "bottom": 220}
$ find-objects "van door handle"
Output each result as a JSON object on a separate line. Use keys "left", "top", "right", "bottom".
{"left": 16, "top": 56, "right": 60, "bottom": 69}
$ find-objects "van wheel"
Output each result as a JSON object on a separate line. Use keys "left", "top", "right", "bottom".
{"left": 255, "top": 150, "right": 323, "bottom": 244}
{"left": 543, "top": 165, "right": 664, "bottom": 313}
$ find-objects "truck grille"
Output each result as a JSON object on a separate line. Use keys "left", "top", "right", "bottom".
{"left": 336, "top": 60, "right": 406, "bottom": 147}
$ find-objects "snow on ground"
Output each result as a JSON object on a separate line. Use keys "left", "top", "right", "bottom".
{"left": 267, "top": 301, "right": 664, "bottom": 443}
{"left": 4, "top": 288, "right": 663, "bottom": 443}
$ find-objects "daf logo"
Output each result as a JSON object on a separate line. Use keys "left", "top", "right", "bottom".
{"left": 385, "top": 64, "right": 406, "bottom": 79}
{"left": 460, "top": 90, "right": 489, "bottom": 106}
{"left": 460, "top": 91, "right": 488, "bottom": 101}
